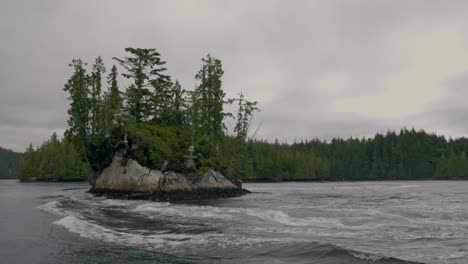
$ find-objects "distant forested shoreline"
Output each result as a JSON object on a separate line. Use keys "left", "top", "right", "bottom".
{"left": 0, "top": 148, "right": 23, "bottom": 179}
{"left": 226, "top": 128, "right": 468, "bottom": 181}
{"left": 11, "top": 127, "right": 468, "bottom": 182}
{"left": 13, "top": 47, "right": 468, "bottom": 182}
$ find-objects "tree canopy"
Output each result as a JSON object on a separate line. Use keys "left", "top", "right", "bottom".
{"left": 236, "top": 129, "right": 468, "bottom": 181}
{"left": 18, "top": 133, "right": 91, "bottom": 181}
{"left": 17, "top": 47, "right": 468, "bottom": 182}
{"left": 0, "top": 147, "right": 23, "bottom": 179}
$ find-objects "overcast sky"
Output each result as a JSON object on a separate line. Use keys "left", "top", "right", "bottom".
{"left": 2, "top": 0, "right": 468, "bottom": 152}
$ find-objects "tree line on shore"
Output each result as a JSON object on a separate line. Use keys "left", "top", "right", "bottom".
{"left": 17, "top": 133, "right": 90, "bottom": 181}
{"left": 18, "top": 48, "right": 258, "bottom": 180}
{"left": 239, "top": 129, "right": 468, "bottom": 181}
{"left": 0, "top": 147, "right": 23, "bottom": 179}
{"left": 16, "top": 47, "right": 468, "bottom": 181}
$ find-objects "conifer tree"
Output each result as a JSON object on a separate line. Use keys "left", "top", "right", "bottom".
{"left": 159, "top": 80, "right": 187, "bottom": 127}
{"left": 18, "top": 134, "right": 91, "bottom": 181}
{"left": 231, "top": 92, "right": 259, "bottom": 140}
{"left": 17, "top": 143, "right": 36, "bottom": 180}
{"left": 107, "top": 65, "right": 122, "bottom": 113}
{"left": 170, "top": 80, "right": 187, "bottom": 126}
{"left": 113, "top": 48, "right": 171, "bottom": 122}
{"left": 90, "top": 56, "right": 106, "bottom": 135}
{"left": 63, "top": 59, "right": 91, "bottom": 148}
{"left": 193, "top": 54, "right": 227, "bottom": 138}
{"left": 103, "top": 65, "right": 123, "bottom": 131}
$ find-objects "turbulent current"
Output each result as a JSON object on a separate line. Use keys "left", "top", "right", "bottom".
{"left": 1, "top": 180, "right": 468, "bottom": 263}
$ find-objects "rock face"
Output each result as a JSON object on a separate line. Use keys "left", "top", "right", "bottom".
{"left": 90, "top": 151, "right": 248, "bottom": 201}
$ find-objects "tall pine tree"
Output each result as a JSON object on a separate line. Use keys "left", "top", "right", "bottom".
{"left": 113, "top": 48, "right": 171, "bottom": 122}
{"left": 193, "top": 54, "right": 227, "bottom": 138}
{"left": 90, "top": 56, "right": 106, "bottom": 135}
{"left": 63, "top": 59, "right": 91, "bottom": 149}
{"left": 103, "top": 65, "right": 123, "bottom": 132}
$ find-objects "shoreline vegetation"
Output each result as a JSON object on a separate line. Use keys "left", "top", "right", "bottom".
{"left": 0, "top": 147, "right": 23, "bottom": 179}
{"left": 11, "top": 128, "right": 468, "bottom": 183}
{"left": 14, "top": 47, "right": 468, "bottom": 184}
{"left": 17, "top": 47, "right": 260, "bottom": 195}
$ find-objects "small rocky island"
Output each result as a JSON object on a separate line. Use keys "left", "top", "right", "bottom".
{"left": 90, "top": 151, "right": 249, "bottom": 201}
{"left": 18, "top": 48, "right": 257, "bottom": 199}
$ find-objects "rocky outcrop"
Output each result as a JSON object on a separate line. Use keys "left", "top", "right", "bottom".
{"left": 90, "top": 151, "right": 248, "bottom": 201}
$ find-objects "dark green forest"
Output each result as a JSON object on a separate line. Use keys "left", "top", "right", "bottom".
{"left": 237, "top": 129, "right": 468, "bottom": 181}
{"left": 19, "top": 48, "right": 257, "bottom": 181}
{"left": 0, "top": 147, "right": 23, "bottom": 178}
{"left": 17, "top": 47, "right": 468, "bottom": 181}
{"left": 18, "top": 133, "right": 91, "bottom": 181}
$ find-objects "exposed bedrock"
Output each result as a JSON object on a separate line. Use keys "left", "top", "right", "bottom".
{"left": 90, "top": 151, "right": 248, "bottom": 201}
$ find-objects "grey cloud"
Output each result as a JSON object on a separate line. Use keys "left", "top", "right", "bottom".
{"left": 413, "top": 74, "right": 468, "bottom": 137}
{"left": 2, "top": 0, "right": 468, "bottom": 151}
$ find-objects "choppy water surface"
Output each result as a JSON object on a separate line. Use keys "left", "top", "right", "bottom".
{"left": 1, "top": 180, "right": 468, "bottom": 263}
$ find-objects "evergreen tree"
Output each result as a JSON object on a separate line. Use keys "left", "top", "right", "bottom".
{"left": 193, "top": 54, "right": 227, "bottom": 138}
{"left": 0, "top": 147, "right": 23, "bottom": 178}
{"left": 113, "top": 48, "right": 171, "bottom": 122}
{"left": 63, "top": 59, "right": 91, "bottom": 149}
{"left": 18, "top": 143, "right": 37, "bottom": 181}
{"left": 161, "top": 80, "right": 187, "bottom": 127}
{"left": 107, "top": 65, "right": 122, "bottom": 111}
{"left": 103, "top": 65, "right": 123, "bottom": 131}
{"left": 53, "top": 47, "right": 468, "bottom": 182}
{"left": 90, "top": 56, "right": 106, "bottom": 135}
{"left": 18, "top": 134, "right": 91, "bottom": 181}
{"left": 231, "top": 92, "right": 259, "bottom": 140}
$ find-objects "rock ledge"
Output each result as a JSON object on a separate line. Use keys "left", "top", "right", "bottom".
{"left": 89, "top": 152, "right": 248, "bottom": 201}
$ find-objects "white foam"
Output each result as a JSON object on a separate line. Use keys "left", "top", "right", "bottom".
{"left": 350, "top": 251, "right": 383, "bottom": 262}
{"left": 36, "top": 184, "right": 468, "bottom": 264}
{"left": 133, "top": 203, "right": 236, "bottom": 221}
{"left": 133, "top": 203, "right": 351, "bottom": 229}
{"left": 37, "top": 201, "right": 65, "bottom": 216}
{"left": 54, "top": 215, "right": 191, "bottom": 249}
{"left": 52, "top": 213, "right": 284, "bottom": 252}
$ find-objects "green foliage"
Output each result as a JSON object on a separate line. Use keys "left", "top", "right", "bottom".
{"left": 435, "top": 150, "right": 468, "bottom": 179}
{"left": 17, "top": 133, "right": 91, "bottom": 181}
{"left": 193, "top": 134, "right": 230, "bottom": 174}
{"left": 59, "top": 47, "right": 468, "bottom": 183}
{"left": 63, "top": 59, "right": 91, "bottom": 148}
{"left": 120, "top": 123, "right": 232, "bottom": 174}
{"left": 232, "top": 129, "right": 468, "bottom": 181}
{"left": 107, "top": 65, "right": 122, "bottom": 111}
{"left": 125, "top": 123, "right": 192, "bottom": 172}
{"left": 157, "top": 80, "right": 189, "bottom": 127}
{"left": 0, "top": 147, "right": 23, "bottom": 178}
{"left": 90, "top": 56, "right": 106, "bottom": 136}
{"left": 230, "top": 92, "right": 259, "bottom": 140}
{"left": 192, "top": 54, "right": 228, "bottom": 139}
{"left": 113, "top": 47, "right": 172, "bottom": 122}
{"left": 61, "top": 49, "right": 238, "bottom": 176}
{"left": 102, "top": 65, "right": 123, "bottom": 133}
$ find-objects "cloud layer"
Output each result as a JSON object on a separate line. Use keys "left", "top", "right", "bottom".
{"left": 2, "top": 0, "right": 468, "bottom": 151}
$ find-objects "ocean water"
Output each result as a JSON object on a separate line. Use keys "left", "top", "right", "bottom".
{"left": 1, "top": 180, "right": 467, "bottom": 264}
